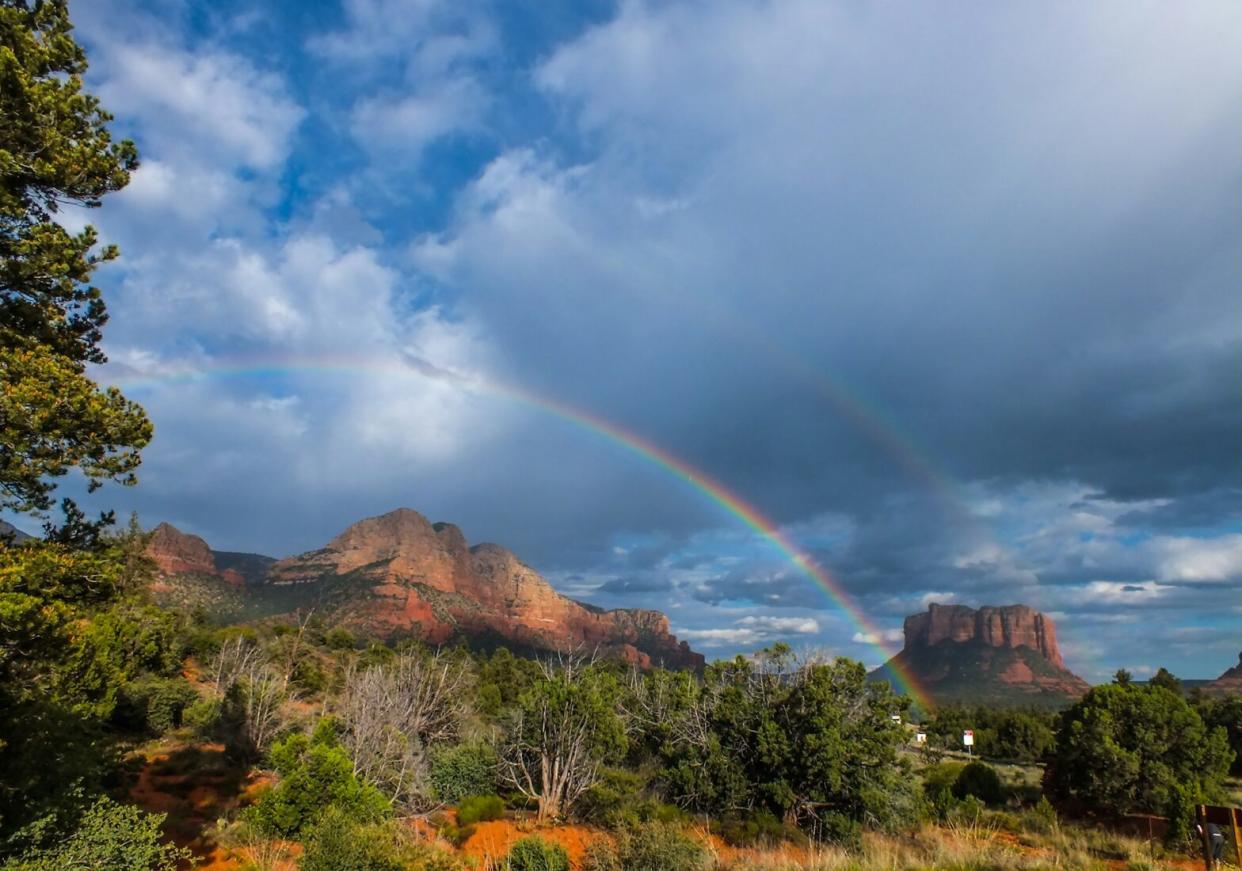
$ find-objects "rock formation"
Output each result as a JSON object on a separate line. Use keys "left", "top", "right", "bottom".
{"left": 154, "top": 508, "right": 703, "bottom": 670}
{"left": 871, "top": 603, "right": 1090, "bottom": 707}
{"left": 148, "top": 522, "right": 246, "bottom": 587}
{"left": 903, "top": 603, "right": 1064, "bottom": 668}
{"left": 1209, "top": 651, "right": 1242, "bottom": 694}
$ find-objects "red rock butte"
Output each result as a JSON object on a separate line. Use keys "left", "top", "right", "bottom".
{"left": 149, "top": 508, "right": 703, "bottom": 670}
{"left": 904, "top": 603, "right": 1065, "bottom": 668}
{"left": 872, "top": 602, "right": 1089, "bottom": 706}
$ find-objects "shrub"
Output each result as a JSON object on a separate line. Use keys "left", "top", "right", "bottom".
{"left": 504, "top": 836, "right": 570, "bottom": 871}
{"left": 718, "top": 810, "right": 792, "bottom": 847}
{"left": 182, "top": 696, "right": 223, "bottom": 737}
{"left": 612, "top": 823, "right": 707, "bottom": 871}
{"left": 300, "top": 806, "right": 465, "bottom": 871}
{"left": 114, "top": 677, "right": 197, "bottom": 734}
{"left": 456, "top": 794, "right": 504, "bottom": 826}
{"left": 250, "top": 719, "right": 390, "bottom": 836}
{"left": 431, "top": 741, "right": 496, "bottom": 803}
{"left": 6, "top": 797, "right": 192, "bottom": 871}
{"left": 581, "top": 842, "right": 622, "bottom": 871}
{"left": 324, "top": 628, "right": 357, "bottom": 651}
{"left": 953, "top": 761, "right": 1005, "bottom": 805}
{"left": 576, "top": 767, "right": 648, "bottom": 829}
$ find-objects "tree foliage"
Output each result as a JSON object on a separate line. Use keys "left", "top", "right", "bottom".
{"left": 651, "top": 647, "right": 915, "bottom": 841}
{"left": 3, "top": 797, "right": 191, "bottom": 871}
{"left": 498, "top": 655, "right": 627, "bottom": 822}
{"left": 1049, "top": 682, "right": 1234, "bottom": 817}
{"left": 249, "top": 719, "right": 390, "bottom": 837}
{"left": 1, "top": 0, "right": 150, "bottom": 518}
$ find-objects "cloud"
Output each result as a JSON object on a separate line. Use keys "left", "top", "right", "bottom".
{"left": 52, "top": 0, "right": 1242, "bottom": 681}
{"left": 1154, "top": 535, "right": 1242, "bottom": 582}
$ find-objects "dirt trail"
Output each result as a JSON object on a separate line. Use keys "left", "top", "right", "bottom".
{"left": 127, "top": 741, "right": 272, "bottom": 870}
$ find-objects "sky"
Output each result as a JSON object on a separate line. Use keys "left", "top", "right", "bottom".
{"left": 22, "top": 0, "right": 1242, "bottom": 680}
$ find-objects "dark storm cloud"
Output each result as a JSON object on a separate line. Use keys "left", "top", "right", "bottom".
{"left": 596, "top": 575, "right": 673, "bottom": 595}
{"left": 59, "top": 0, "right": 1242, "bottom": 675}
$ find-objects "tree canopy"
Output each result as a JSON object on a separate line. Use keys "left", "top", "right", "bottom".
{"left": 1, "top": 0, "right": 150, "bottom": 518}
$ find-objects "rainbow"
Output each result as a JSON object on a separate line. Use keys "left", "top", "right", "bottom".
{"left": 108, "top": 354, "right": 932, "bottom": 710}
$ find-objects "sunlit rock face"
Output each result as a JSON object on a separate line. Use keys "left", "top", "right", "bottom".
{"left": 873, "top": 603, "right": 1089, "bottom": 706}
{"left": 158, "top": 507, "right": 703, "bottom": 669}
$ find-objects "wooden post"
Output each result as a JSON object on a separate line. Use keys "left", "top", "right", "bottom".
{"left": 1231, "top": 807, "right": 1242, "bottom": 866}
{"left": 1198, "top": 805, "right": 1212, "bottom": 871}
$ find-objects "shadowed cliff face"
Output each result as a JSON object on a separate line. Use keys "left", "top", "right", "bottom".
{"left": 873, "top": 603, "right": 1089, "bottom": 706}
{"left": 153, "top": 508, "right": 703, "bottom": 670}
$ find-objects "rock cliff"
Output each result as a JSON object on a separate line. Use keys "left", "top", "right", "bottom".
{"left": 904, "top": 603, "right": 1064, "bottom": 667}
{"left": 156, "top": 508, "right": 702, "bottom": 670}
{"left": 872, "top": 603, "right": 1089, "bottom": 707}
{"left": 148, "top": 522, "right": 245, "bottom": 586}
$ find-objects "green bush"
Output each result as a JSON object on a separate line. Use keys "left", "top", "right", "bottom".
{"left": 323, "top": 628, "right": 357, "bottom": 651}
{"left": 430, "top": 741, "right": 496, "bottom": 803}
{"left": 114, "top": 676, "right": 198, "bottom": 733}
{"left": 182, "top": 696, "right": 223, "bottom": 737}
{"left": 6, "top": 797, "right": 192, "bottom": 871}
{"left": 250, "top": 719, "right": 390, "bottom": 837}
{"left": 611, "top": 823, "right": 707, "bottom": 871}
{"left": 718, "top": 810, "right": 802, "bottom": 847}
{"left": 922, "top": 761, "right": 966, "bottom": 819}
{"left": 953, "top": 761, "right": 1004, "bottom": 805}
{"left": 456, "top": 794, "right": 505, "bottom": 826}
{"left": 300, "top": 806, "right": 465, "bottom": 871}
{"left": 504, "top": 836, "right": 569, "bottom": 871}
{"left": 581, "top": 842, "right": 621, "bottom": 871}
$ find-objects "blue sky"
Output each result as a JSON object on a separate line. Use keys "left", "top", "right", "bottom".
{"left": 27, "top": 0, "right": 1242, "bottom": 680}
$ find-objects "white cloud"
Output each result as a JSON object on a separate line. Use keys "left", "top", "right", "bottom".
{"left": 96, "top": 43, "right": 303, "bottom": 170}
{"left": 738, "top": 616, "right": 819, "bottom": 634}
{"left": 1154, "top": 534, "right": 1242, "bottom": 582}
{"left": 852, "top": 628, "right": 903, "bottom": 645}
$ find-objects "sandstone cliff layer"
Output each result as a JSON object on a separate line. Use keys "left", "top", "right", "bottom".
{"left": 873, "top": 603, "right": 1089, "bottom": 706}
{"left": 153, "top": 508, "right": 702, "bottom": 670}
{"left": 148, "top": 522, "right": 245, "bottom": 587}
{"left": 904, "top": 603, "right": 1064, "bottom": 667}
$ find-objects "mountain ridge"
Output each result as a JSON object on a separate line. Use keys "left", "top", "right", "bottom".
{"left": 149, "top": 507, "right": 703, "bottom": 669}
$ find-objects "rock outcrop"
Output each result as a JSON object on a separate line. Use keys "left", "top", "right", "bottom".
{"left": 269, "top": 508, "right": 702, "bottom": 669}
{"left": 1209, "top": 651, "right": 1242, "bottom": 694}
{"left": 155, "top": 508, "right": 703, "bottom": 670}
{"left": 871, "top": 603, "right": 1089, "bottom": 707}
{"left": 148, "top": 522, "right": 246, "bottom": 587}
{"left": 903, "top": 603, "right": 1064, "bottom": 668}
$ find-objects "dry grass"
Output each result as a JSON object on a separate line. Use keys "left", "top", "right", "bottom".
{"left": 703, "top": 820, "right": 1200, "bottom": 870}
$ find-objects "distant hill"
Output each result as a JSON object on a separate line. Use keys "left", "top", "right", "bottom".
{"left": 148, "top": 508, "right": 703, "bottom": 670}
{"left": 0, "top": 519, "right": 33, "bottom": 543}
{"left": 870, "top": 603, "right": 1090, "bottom": 707}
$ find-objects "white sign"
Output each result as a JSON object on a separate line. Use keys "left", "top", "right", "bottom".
{"left": 962, "top": 730, "right": 974, "bottom": 747}
{"left": 890, "top": 714, "right": 902, "bottom": 723}
{"left": 915, "top": 732, "right": 927, "bottom": 744}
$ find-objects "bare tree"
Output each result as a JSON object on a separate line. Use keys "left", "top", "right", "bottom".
{"left": 206, "top": 636, "right": 287, "bottom": 759}
{"left": 497, "top": 653, "right": 625, "bottom": 822}
{"left": 335, "top": 649, "right": 473, "bottom": 807}
{"left": 207, "top": 635, "right": 261, "bottom": 695}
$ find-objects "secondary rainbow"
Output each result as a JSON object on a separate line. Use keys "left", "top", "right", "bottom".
{"left": 109, "top": 354, "right": 932, "bottom": 709}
